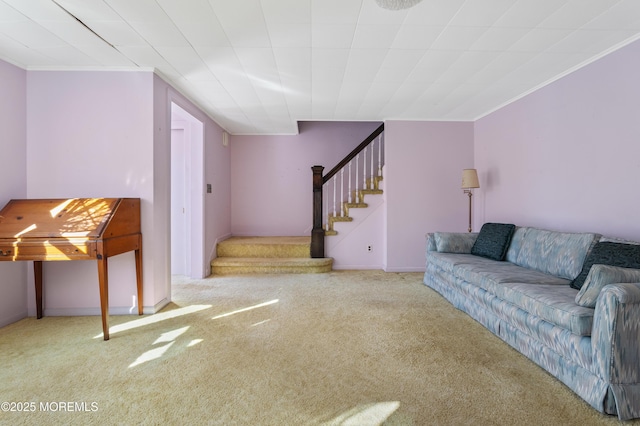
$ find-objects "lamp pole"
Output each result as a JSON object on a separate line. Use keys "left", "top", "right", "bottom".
{"left": 461, "top": 169, "right": 479, "bottom": 233}
{"left": 465, "top": 189, "right": 473, "bottom": 233}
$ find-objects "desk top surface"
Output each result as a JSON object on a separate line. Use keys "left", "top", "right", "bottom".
{"left": 0, "top": 198, "right": 122, "bottom": 240}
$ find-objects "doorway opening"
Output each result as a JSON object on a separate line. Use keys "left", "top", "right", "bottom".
{"left": 170, "top": 103, "right": 205, "bottom": 279}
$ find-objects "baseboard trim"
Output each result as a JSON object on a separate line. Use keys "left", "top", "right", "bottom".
{"left": 42, "top": 301, "right": 167, "bottom": 317}
{"left": 0, "top": 311, "right": 28, "bottom": 328}
{"left": 383, "top": 267, "right": 426, "bottom": 273}
{"left": 332, "top": 265, "right": 384, "bottom": 270}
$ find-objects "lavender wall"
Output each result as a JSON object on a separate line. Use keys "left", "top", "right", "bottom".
{"left": 384, "top": 121, "right": 475, "bottom": 271}
{"left": 26, "top": 70, "right": 156, "bottom": 316}
{"left": 475, "top": 39, "right": 640, "bottom": 241}
{"left": 18, "top": 71, "right": 232, "bottom": 318}
{"left": 230, "top": 121, "right": 381, "bottom": 236}
{"left": 0, "top": 59, "right": 28, "bottom": 327}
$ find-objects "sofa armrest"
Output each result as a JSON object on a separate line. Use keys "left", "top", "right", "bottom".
{"left": 425, "top": 233, "right": 437, "bottom": 252}
{"left": 429, "top": 232, "right": 478, "bottom": 254}
{"left": 592, "top": 283, "right": 640, "bottom": 385}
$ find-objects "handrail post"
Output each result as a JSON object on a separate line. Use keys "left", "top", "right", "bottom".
{"left": 311, "top": 165, "right": 325, "bottom": 258}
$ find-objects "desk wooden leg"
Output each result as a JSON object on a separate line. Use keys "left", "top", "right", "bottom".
{"left": 97, "top": 255, "right": 109, "bottom": 341}
{"left": 34, "top": 261, "right": 43, "bottom": 319}
{"left": 135, "top": 244, "right": 143, "bottom": 316}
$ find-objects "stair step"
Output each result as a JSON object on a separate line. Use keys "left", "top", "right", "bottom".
{"left": 326, "top": 184, "right": 384, "bottom": 236}
{"left": 329, "top": 215, "right": 353, "bottom": 223}
{"left": 211, "top": 257, "right": 333, "bottom": 275}
{"left": 212, "top": 236, "right": 333, "bottom": 275}
{"left": 217, "top": 236, "right": 311, "bottom": 258}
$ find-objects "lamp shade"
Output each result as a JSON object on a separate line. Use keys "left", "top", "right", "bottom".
{"left": 461, "top": 169, "right": 480, "bottom": 189}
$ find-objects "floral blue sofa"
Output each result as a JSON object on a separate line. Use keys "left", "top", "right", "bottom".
{"left": 423, "top": 224, "right": 640, "bottom": 420}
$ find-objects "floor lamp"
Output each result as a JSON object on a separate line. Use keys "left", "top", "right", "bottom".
{"left": 462, "top": 169, "right": 480, "bottom": 232}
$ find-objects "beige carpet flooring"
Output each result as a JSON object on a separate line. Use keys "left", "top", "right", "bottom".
{"left": 0, "top": 270, "right": 635, "bottom": 425}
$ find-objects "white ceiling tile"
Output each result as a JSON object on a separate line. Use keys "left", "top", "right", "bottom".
{"left": 36, "top": 19, "right": 105, "bottom": 47}
{"left": 117, "top": 45, "right": 178, "bottom": 71}
{"left": 105, "top": 0, "right": 172, "bottom": 23}
{"left": 312, "top": 24, "right": 356, "bottom": 48}
{"left": 176, "top": 21, "right": 229, "bottom": 47}
{"left": 128, "top": 22, "right": 189, "bottom": 47}
{"left": 34, "top": 45, "right": 99, "bottom": 66}
{"left": 583, "top": 1, "right": 640, "bottom": 30}
{"left": 155, "top": 45, "right": 206, "bottom": 75}
{"left": 391, "top": 26, "right": 444, "bottom": 50}
{"left": 189, "top": 80, "right": 228, "bottom": 97}
{"left": 0, "top": 2, "right": 29, "bottom": 22}
{"left": 208, "top": 0, "right": 271, "bottom": 48}
{"left": 352, "top": 24, "right": 400, "bottom": 49}
{"left": 55, "top": 0, "right": 122, "bottom": 21}
{"left": 494, "top": 0, "right": 568, "bottom": 28}
{"left": 585, "top": 30, "right": 640, "bottom": 55}
{"left": 0, "top": 32, "right": 57, "bottom": 66}
{"left": 358, "top": 0, "right": 409, "bottom": 25}
{"left": 84, "top": 20, "right": 147, "bottom": 46}
{"left": 311, "top": 0, "right": 361, "bottom": 25}
{"left": 0, "top": 20, "right": 65, "bottom": 48}
{"left": 268, "top": 23, "right": 311, "bottom": 48}
{"left": 402, "top": 0, "right": 465, "bottom": 26}
{"left": 449, "top": 0, "right": 516, "bottom": 27}
{"left": 79, "top": 42, "right": 135, "bottom": 67}
{"left": 380, "top": 49, "right": 424, "bottom": 69}
{"left": 234, "top": 48, "right": 278, "bottom": 76}
{"left": 440, "top": 51, "right": 502, "bottom": 83}
{"left": 546, "top": 29, "right": 612, "bottom": 54}
{"left": 413, "top": 50, "right": 462, "bottom": 78}
{"left": 261, "top": 0, "right": 311, "bottom": 23}
{"left": 156, "top": 0, "right": 216, "bottom": 23}
{"left": 183, "top": 67, "right": 218, "bottom": 82}
{"left": 273, "top": 48, "right": 311, "bottom": 79}
{"left": 508, "top": 28, "right": 573, "bottom": 53}
{"left": 470, "top": 27, "right": 531, "bottom": 52}
{"left": 3, "top": 0, "right": 70, "bottom": 21}
{"left": 429, "top": 26, "right": 489, "bottom": 51}
{"left": 538, "top": 1, "right": 616, "bottom": 30}
{"left": 1, "top": 0, "right": 640, "bottom": 133}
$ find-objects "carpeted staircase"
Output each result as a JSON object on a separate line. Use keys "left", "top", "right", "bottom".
{"left": 325, "top": 176, "right": 383, "bottom": 236}
{"left": 211, "top": 236, "right": 333, "bottom": 275}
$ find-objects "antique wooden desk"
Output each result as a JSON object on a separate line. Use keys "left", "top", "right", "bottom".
{"left": 0, "top": 198, "right": 143, "bottom": 340}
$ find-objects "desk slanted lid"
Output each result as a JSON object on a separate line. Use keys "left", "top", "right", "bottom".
{"left": 0, "top": 198, "right": 122, "bottom": 239}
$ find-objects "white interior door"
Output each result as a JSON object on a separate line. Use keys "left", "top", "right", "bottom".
{"left": 171, "top": 128, "right": 188, "bottom": 276}
{"left": 170, "top": 102, "right": 205, "bottom": 279}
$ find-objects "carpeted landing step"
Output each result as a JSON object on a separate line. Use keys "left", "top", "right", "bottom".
{"left": 211, "top": 236, "right": 333, "bottom": 275}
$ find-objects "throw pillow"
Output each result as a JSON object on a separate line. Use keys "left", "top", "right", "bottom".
{"left": 434, "top": 232, "right": 478, "bottom": 253}
{"left": 575, "top": 264, "right": 640, "bottom": 308}
{"left": 470, "top": 223, "right": 516, "bottom": 261}
{"left": 570, "top": 242, "right": 640, "bottom": 290}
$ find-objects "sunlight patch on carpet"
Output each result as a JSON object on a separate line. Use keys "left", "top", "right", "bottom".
{"left": 153, "top": 326, "right": 190, "bottom": 344}
{"left": 129, "top": 342, "right": 175, "bottom": 368}
{"left": 211, "top": 299, "right": 279, "bottom": 320}
{"left": 93, "top": 304, "right": 212, "bottom": 339}
{"left": 324, "top": 401, "right": 401, "bottom": 425}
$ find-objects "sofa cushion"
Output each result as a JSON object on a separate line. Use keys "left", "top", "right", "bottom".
{"left": 434, "top": 232, "right": 477, "bottom": 253}
{"left": 428, "top": 252, "right": 485, "bottom": 273}
{"left": 493, "top": 283, "right": 594, "bottom": 336}
{"left": 575, "top": 264, "right": 640, "bottom": 307}
{"left": 505, "top": 226, "right": 528, "bottom": 264}
{"left": 471, "top": 223, "right": 516, "bottom": 261}
{"left": 571, "top": 242, "right": 640, "bottom": 290}
{"left": 453, "top": 262, "right": 570, "bottom": 293}
{"left": 514, "top": 228, "right": 598, "bottom": 281}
